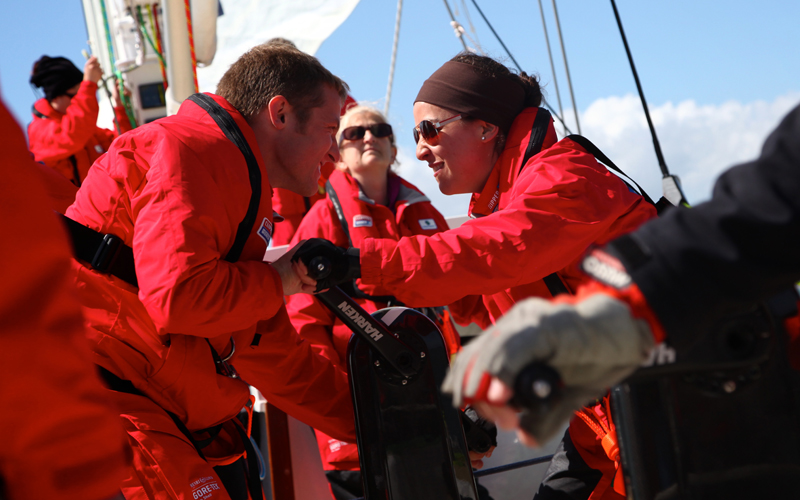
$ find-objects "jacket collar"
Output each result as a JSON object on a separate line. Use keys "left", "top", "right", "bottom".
{"left": 332, "top": 169, "right": 429, "bottom": 212}
{"left": 468, "top": 107, "right": 556, "bottom": 217}
{"left": 32, "top": 98, "right": 59, "bottom": 120}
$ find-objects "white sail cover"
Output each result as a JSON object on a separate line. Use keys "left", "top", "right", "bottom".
{"left": 197, "top": 0, "right": 360, "bottom": 92}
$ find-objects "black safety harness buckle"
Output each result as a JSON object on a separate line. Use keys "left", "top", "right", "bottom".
{"left": 91, "top": 233, "right": 124, "bottom": 273}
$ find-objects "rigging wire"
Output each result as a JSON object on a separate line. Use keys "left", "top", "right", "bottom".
{"left": 442, "top": 0, "right": 469, "bottom": 52}
{"left": 536, "top": 0, "right": 565, "bottom": 135}
{"left": 609, "top": 0, "right": 669, "bottom": 178}
{"left": 468, "top": 0, "right": 572, "bottom": 135}
{"left": 458, "top": 0, "right": 484, "bottom": 52}
{"left": 384, "top": 0, "right": 403, "bottom": 117}
{"left": 550, "top": 0, "right": 581, "bottom": 134}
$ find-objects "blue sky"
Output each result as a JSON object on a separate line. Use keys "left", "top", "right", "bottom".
{"left": 2, "top": 0, "right": 799, "bottom": 214}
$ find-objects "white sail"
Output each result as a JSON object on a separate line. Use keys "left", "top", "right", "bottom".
{"left": 197, "top": 0, "right": 361, "bottom": 92}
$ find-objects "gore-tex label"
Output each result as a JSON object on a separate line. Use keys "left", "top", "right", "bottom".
{"left": 338, "top": 301, "right": 383, "bottom": 341}
{"left": 190, "top": 476, "right": 222, "bottom": 499}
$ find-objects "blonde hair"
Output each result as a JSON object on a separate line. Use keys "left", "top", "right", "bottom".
{"left": 336, "top": 105, "right": 399, "bottom": 171}
{"left": 336, "top": 105, "right": 396, "bottom": 148}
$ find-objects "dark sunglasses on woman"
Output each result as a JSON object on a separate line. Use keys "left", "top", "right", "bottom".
{"left": 412, "top": 114, "right": 463, "bottom": 145}
{"left": 340, "top": 123, "right": 393, "bottom": 142}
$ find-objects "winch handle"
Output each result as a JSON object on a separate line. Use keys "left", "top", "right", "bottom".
{"left": 509, "top": 363, "right": 562, "bottom": 410}
{"left": 307, "top": 257, "right": 422, "bottom": 379}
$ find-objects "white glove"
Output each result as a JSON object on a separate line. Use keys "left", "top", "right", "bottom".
{"left": 442, "top": 293, "right": 655, "bottom": 444}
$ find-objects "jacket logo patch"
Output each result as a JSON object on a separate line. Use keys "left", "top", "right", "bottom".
{"left": 581, "top": 249, "right": 631, "bottom": 289}
{"left": 257, "top": 217, "right": 273, "bottom": 247}
{"left": 353, "top": 214, "right": 373, "bottom": 228}
{"left": 418, "top": 218, "right": 437, "bottom": 230}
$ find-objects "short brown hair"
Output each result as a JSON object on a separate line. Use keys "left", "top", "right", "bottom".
{"left": 217, "top": 43, "right": 349, "bottom": 126}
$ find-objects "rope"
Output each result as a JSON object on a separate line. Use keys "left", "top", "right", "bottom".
{"left": 468, "top": 0, "right": 572, "bottom": 135}
{"left": 183, "top": 0, "right": 199, "bottom": 92}
{"left": 458, "top": 0, "right": 483, "bottom": 51}
{"left": 551, "top": 0, "right": 581, "bottom": 134}
{"left": 99, "top": 0, "right": 138, "bottom": 128}
{"left": 442, "top": 0, "right": 469, "bottom": 51}
{"left": 536, "top": 0, "right": 565, "bottom": 134}
{"left": 136, "top": 6, "right": 165, "bottom": 67}
{"left": 150, "top": 3, "right": 168, "bottom": 87}
{"left": 384, "top": 0, "right": 403, "bottom": 117}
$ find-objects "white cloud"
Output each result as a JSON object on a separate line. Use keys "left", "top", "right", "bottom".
{"left": 579, "top": 92, "right": 800, "bottom": 204}
{"left": 391, "top": 91, "right": 800, "bottom": 218}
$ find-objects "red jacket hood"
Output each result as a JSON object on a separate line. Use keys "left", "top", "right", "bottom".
{"left": 469, "top": 107, "right": 558, "bottom": 217}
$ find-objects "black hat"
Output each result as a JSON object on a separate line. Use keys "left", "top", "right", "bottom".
{"left": 30, "top": 56, "right": 83, "bottom": 101}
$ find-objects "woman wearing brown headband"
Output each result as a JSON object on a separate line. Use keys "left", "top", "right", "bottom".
{"left": 339, "top": 53, "right": 656, "bottom": 500}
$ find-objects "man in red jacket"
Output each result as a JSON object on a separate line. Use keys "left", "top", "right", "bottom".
{"left": 64, "top": 42, "right": 354, "bottom": 499}
{"left": 0, "top": 96, "right": 129, "bottom": 500}
{"left": 28, "top": 55, "right": 132, "bottom": 191}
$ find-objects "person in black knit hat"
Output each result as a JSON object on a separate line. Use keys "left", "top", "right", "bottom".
{"left": 28, "top": 55, "right": 132, "bottom": 194}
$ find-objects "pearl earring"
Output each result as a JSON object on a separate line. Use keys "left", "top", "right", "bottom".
{"left": 481, "top": 136, "right": 486, "bottom": 140}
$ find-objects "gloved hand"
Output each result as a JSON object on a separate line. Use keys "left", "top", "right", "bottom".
{"left": 291, "top": 238, "right": 361, "bottom": 293}
{"left": 442, "top": 293, "right": 655, "bottom": 445}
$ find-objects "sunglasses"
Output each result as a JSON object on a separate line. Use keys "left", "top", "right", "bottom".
{"left": 413, "top": 114, "right": 463, "bottom": 145}
{"left": 340, "top": 123, "right": 393, "bottom": 142}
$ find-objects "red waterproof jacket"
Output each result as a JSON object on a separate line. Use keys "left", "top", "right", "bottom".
{"left": 0, "top": 98, "right": 129, "bottom": 500}
{"left": 65, "top": 93, "right": 355, "bottom": 444}
{"left": 28, "top": 80, "right": 132, "bottom": 187}
{"left": 360, "top": 107, "right": 656, "bottom": 327}
{"left": 360, "top": 107, "right": 657, "bottom": 500}
{"left": 286, "top": 168, "right": 464, "bottom": 470}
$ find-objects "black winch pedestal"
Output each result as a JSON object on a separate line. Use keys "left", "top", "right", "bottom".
{"left": 315, "top": 286, "right": 479, "bottom": 500}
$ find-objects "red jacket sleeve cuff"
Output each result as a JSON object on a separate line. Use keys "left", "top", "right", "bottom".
{"left": 563, "top": 280, "right": 668, "bottom": 344}
{"left": 80, "top": 80, "right": 99, "bottom": 94}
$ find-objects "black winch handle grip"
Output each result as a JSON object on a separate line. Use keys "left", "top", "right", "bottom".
{"left": 306, "top": 255, "right": 332, "bottom": 280}
{"left": 509, "top": 363, "right": 562, "bottom": 410}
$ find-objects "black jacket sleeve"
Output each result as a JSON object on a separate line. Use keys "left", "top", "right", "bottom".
{"left": 609, "top": 104, "right": 800, "bottom": 350}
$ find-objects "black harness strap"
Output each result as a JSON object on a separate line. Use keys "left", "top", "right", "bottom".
{"left": 543, "top": 273, "right": 570, "bottom": 297}
{"left": 59, "top": 213, "right": 138, "bottom": 287}
{"left": 325, "top": 180, "right": 353, "bottom": 247}
{"left": 31, "top": 105, "right": 46, "bottom": 120}
{"left": 520, "top": 108, "right": 552, "bottom": 173}
{"left": 68, "top": 155, "right": 81, "bottom": 187}
{"left": 566, "top": 134, "right": 658, "bottom": 207}
{"left": 515, "top": 109, "right": 568, "bottom": 297}
{"left": 188, "top": 93, "right": 262, "bottom": 263}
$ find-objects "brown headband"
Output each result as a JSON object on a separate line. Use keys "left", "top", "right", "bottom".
{"left": 414, "top": 61, "right": 526, "bottom": 132}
